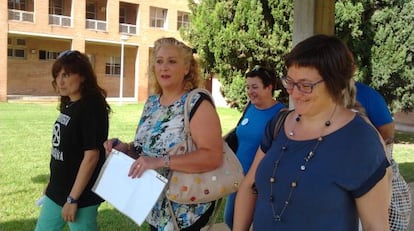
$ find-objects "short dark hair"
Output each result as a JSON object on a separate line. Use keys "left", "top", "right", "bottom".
{"left": 245, "top": 65, "right": 276, "bottom": 93}
{"left": 284, "top": 34, "right": 355, "bottom": 104}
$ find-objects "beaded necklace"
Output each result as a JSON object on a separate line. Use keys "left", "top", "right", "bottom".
{"left": 269, "top": 106, "right": 336, "bottom": 222}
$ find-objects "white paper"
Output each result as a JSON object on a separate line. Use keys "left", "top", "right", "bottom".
{"left": 92, "top": 149, "right": 167, "bottom": 226}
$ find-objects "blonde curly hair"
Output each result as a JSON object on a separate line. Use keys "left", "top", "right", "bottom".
{"left": 149, "top": 37, "right": 203, "bottom": 94}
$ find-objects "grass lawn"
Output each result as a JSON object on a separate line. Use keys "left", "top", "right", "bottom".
{"left": 0, "top": 102, "right": 412, "bottom": 231}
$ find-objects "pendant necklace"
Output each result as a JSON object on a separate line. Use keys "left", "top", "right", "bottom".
{"left": 269, "top": 105, "right": 337, "bottom": 222}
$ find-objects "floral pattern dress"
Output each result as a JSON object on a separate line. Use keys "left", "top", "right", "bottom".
{"left": 134, "top": 91, "right": 212, "bottom": 230}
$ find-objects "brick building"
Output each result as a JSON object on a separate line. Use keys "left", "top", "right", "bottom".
{"left": 1, "top": 0, "right": 192, "bottom": 102}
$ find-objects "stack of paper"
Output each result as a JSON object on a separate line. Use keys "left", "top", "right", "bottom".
{"left": 93, "top": 149, "right": 168, "bottom": 225}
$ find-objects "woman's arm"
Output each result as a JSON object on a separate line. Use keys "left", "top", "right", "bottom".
{"left": 172, "top": 99, "right": 223, "bottom": 172}
{"left": 356, "top": 167, "right": 392, "bottom": 231}
{"left": 61, "top": 149, "right": 100, "bottom": 222}
{"left": 233, "top": 147, "right": 265, "bottom": 231}
{"left": 128, "top": 99, "right": 223, "bottom": 178}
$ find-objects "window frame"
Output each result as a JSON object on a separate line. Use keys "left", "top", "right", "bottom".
{"left": 105, "top": 56, "right": 121, "bottom": 76}
{"left": 149, "top": 6, "right": 167, "bottom": 29}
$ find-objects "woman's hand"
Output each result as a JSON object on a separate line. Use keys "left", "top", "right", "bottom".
{"left": 103, "top": 138, "right": 120, "bottom": 156}
{"left": 128, "top": 156, "right": 164, "bottom": 178}
{"left": 62, "top": 203, "right": 78, "bottom": 222}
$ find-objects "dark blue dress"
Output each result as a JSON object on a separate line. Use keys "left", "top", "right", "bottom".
{"left": 253, "top": 114, "right": 389, "bottom": 231}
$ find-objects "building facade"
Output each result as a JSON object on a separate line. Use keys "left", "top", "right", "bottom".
{"left": 1, "top": 0, "right": 191, "bottom": 102}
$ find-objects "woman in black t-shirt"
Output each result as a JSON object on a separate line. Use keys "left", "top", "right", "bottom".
{"left": 35, "top": 50, "right": 111, "bottom": 231}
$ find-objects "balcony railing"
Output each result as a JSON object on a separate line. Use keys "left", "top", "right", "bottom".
{"left": 8, "top": 9, "right": 34, "bottom": 22}
{"left": 86, "top": 19, "right": 107, "bottom": 31}
{"left": 119, "top": 23, "right": 137, "bottom": 35}
{"left": 49, "top": 14, "right": 72, "bottom": 27}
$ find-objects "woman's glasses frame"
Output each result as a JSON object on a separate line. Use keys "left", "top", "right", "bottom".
{"left": 280, "top": 76, "right": 324, "bottom": 94}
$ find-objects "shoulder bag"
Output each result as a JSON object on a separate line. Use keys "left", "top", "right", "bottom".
{"left": 165, "top": 88, "right": 244, "bottom": 204}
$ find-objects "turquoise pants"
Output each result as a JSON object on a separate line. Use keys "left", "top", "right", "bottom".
{"left": 35, "top": 196, "right": 99, "bottom": 231}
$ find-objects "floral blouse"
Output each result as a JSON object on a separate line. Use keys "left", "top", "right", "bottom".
{"left": 134, "top": 91, "right": 212, "bottom": 230}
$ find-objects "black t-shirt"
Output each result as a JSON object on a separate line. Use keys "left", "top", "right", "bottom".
{"left": 46, "top": 96, "right": 108, "bottom": 207}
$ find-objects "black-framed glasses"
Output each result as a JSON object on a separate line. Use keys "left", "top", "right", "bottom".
{"left": 249, "top": 65, "right": 273, "bottom": 80}
{"left": 280, "top": 76, "right": 324, "bottom": 94}
{"left": 57, "top": 50, "right": 81, "bottom": 59}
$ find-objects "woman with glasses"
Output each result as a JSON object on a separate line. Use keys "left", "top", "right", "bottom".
{"left": 223, "top": 66, "right": 286, "bottom": 229}
{"left": 35, "top": 50, "right": 111, "bottom": 231}
{"left": 233, "top": 35, "right": 391, "bottom": 231}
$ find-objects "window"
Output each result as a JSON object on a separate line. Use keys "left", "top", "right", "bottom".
{"left": 119, "top": 7, "right": 126, "bottom": 23}
{"left": 8, "top": 37, "right": 26, "bottom": 59}
{"left": 16, "top": 38, "right": 26, "bottom": 46}
{"left": 105, "top": 56, "right": 121, "bottom": 76}
{"left": 86, "top": 2, "right": 96, "bottom": 19}
{"left": 39, "top": 50, "right": 59, "bottom": 60}
{"left": 177, "top": 11, "right": 189, "bottom": 30}
{"left": 49, "top": 0, "right": 63, "bottom": 15}
{"left": 150, "top": 7, "right": 167, "bottom": 29}
{"left": 8, "top": 0, "right": 27, "bottom": 10}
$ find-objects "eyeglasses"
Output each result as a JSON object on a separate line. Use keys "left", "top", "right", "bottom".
{"left": 57, "top": 50, "right": 81, "bottom": 59}
{"left": 280, "top": 76, "right": 324, "bottom": 94}
{"left": 250, "top": 65, "right": 273, "bottom": 80}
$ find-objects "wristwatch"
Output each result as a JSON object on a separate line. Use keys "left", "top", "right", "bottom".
{"left": 66, "top": 196, "right": 79, "bottom": 204}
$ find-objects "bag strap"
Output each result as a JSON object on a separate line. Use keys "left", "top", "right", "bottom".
{"left": 183, "top": 88, "right": 215, "bottom": 146}
{"left": 167, "top": 88, "right": 218, "bottom": 230}
{"left": 166, "top": 199, "right": 180, "bottom": 230}
{"left": 273, "top": 109, "right": 290, "bottom": 139}
{"left": 167, "top": 198, "right": 223, "bottom": 231}
{"left": 202, "top": 198, "right": 223, "bottom": 231}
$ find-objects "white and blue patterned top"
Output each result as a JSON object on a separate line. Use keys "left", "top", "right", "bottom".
{"left": 134, "top": 91, "right": 212, "bottom": 230}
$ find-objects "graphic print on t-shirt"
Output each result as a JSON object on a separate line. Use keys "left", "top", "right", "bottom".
{"left": 51, "top": 113, "right": 71, "bottom": 161}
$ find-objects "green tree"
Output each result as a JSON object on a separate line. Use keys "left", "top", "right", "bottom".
{"left": 335, "top": 0, "right": 414, "bottom": 112}
{"left": 184, "top": 0, "right": 292, "bottom": 110}
{"left": 185, "top": 0, "right": 414, "bottom": 112}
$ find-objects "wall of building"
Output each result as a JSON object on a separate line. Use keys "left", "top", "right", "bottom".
{"left": 2, "top": 0, "right": 190, "bottom": 102}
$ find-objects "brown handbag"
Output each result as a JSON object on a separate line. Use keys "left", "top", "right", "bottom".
{"left": 165, "top": 88, "right": 244, "bottom": 204}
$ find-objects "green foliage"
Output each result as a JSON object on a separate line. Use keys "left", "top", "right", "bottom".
{"left": 370, "top": 1, "right": 414, "bottom": 112}
{"left": 184, "top": 0, "right": 292, "bottom": 109}
{"left": 186, "top": 0, "right": 414, "bottom": 113}
{"left": 335, "top": 0, "right": 414, "bottom": 113}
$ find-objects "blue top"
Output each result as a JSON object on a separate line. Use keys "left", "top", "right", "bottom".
{"left": 253, "top": 113, "right": 389, "bottom": 231}
{"left": 223, "top": 102, "right": 285, "bottom": 228}
{"left": 356, "top": 82, "right": 393, "bottom": 126}
{"left": 236, "top": 102, "right": 286, "bottom": 173}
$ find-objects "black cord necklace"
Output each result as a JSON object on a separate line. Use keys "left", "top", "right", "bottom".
{"left": 269, "top": 106, "right": 337, "bottom": 222}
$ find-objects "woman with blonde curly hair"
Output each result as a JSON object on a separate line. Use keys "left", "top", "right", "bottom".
{"left": 104, "top": 37, "right": 223, "bottom": 230}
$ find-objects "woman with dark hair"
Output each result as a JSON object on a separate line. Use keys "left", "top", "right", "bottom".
{"left": 35, "top": 50, "right": 111, "bottom": 231}
{"left": 223, "top": 65, "right": 286, "bottom": 229}
{"left": 233, "top": 35, "right": 391, "bottom": 231}
{"left": 104, "top": 37, "right": 223, "bottom": 230}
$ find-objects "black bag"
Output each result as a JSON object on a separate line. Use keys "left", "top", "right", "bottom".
{"left": 224, "top": 128, "right": 238, "bottom": 153}
{"left": 223, "top": 102, "right": 251, "bottom": 153}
